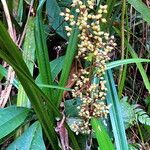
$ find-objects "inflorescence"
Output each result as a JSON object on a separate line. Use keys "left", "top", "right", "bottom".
{"left": 60, "top": 0, "right": 116, "bottom": 135}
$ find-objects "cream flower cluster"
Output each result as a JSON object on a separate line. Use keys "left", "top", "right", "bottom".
{"left": 60, "top": 0, "right": 116, "bottom": 134}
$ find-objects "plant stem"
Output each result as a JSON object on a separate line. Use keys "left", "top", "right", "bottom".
{"left": 118, "top": 0, "right": 126, "bottom": 95}
{"left": 118, "top": 4, "right": 129, "bottom": 98}
{"left": 137, "top": 122, "right": 145, "bottom": 149}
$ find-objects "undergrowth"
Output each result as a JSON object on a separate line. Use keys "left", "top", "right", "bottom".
{"left": 0, "top": 0, "right": 150, "bottom": 150}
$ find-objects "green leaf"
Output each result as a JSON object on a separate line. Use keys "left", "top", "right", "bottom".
{"left": 35, "top": 0, "right": 54, "bottom": 98}
{"left": 0, "top": 20, "right": 60, "bottom": 150}
{"left": 0, "top": 64, "right": 18, "bottom": 88}
{"left": 127, "top": 0, "right": 150, "bottom": 24}
{"left": 127, "top": 43, "right": 150, "bottom": 93}
{"left": 50, "top": 56, "right": 65, "bottom": 80}
{"left": 106, "top": 58, "right": 150, "bottom": 70}
{"left": 0, "top": 64, "right": 6, "bottom": 80}
{"left": 7, "top": 121, "right": 46, "bottom": 150}
{"left": 64, "top": 99, "right": 81, "bottom": 117}
{"left": 114, "top": 27, "right": 150, "bottom": 94}
{"left": 120, "top": 100, "right": 136, "bottom": 129}
{"left": 22, "top": 17, "right": 35, "bottom": 75}
{"left": 0, "top": 106, "right": 29, "bottom": 140}
{"left": 38, "top": 84, "right": 72, "bottom": 91}
{"left": 105, "top": 70, "right": 129, "bottom": 150}
{"left": 17, "top": 0, "right": 23, "bottom": 23}
{"left": 0, "top": 19, "right": 80, "bottom": 150}
{"left": 134, "top": 106, "right": 150, "bottom": 126}
{"left": 36, "top": 56, "right": 65, "bottom": 83}
{"left": 46, "top": 0, "right": 68, "bottom": 39}
{"left": 17, "top": 17, "right": 35, "bottom": 108}
{"left": 56, "top": 26, "right": 80, "bottom": 107}
{"left": 91, "top": 118, "right": 115, "bottom": 150}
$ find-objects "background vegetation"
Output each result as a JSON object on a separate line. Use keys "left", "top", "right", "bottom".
{"left": 0, "top": 0, "right": 150, "bottom": 150}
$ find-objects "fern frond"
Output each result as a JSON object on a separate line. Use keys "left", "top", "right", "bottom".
{"left": 133, "top": 105, "right": 150, "bottom": 126}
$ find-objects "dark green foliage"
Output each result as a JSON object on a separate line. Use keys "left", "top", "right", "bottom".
{"left": 0, "top": 0, "right": 150, "bottom": 149}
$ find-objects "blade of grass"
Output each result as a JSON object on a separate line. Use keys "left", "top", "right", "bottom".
{"left": 16, "top": 17, "right": 36, "bottom": 137}
{"left": 17, "top": 0, "right": 24, "bottom": 23}
{"left": 38, "top": 84, "right": 72, "bottom": 91}
{"left": 100, "top": 2, "right": 129, "bottom": 149}
{"left": 106, "top": 58, "right": 150, "bottom": 70}
{"left": 91, "top": 118, "right": 115, "bottom": 150}
{"left": 105, "top": 70, "right": 129, "bottom": 150}
{"left": 55, "top": 26, "right": 80, "bottom": 107}
{"left": 35, "top": 0, "right": 54, "bottom": 99}
{"left": 127, "top": 43, "right": 150, "bottom": 93}
{"left": 127, "top": 0, "right": 150, "bottom": 25}
{"left": 91, "top": 71, "right": 114, "bottom": 150}
{"left": 114, "top": 27, "right": 150, "bottom": 93}
{"left": 17, "top": 17, "right": 35, "bottom": 108}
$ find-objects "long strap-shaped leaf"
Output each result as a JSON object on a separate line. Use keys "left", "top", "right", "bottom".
{"left": 35, "top": 0, "right": 54, "bottom": 99}
{"left": 114, "top": 27, "right": 150, "bottom": 93}
{"left": 55, "top": 27, "right": 80, "bottom": 107}
{"left": 106, "top": 58, "right": 150, "bottom": 70}
{"left": 0, "top": 21, "right": 80, "bottom": 150}
{"left": 91, "top": 77, "right": 115, "bottom": 150}
{"left": 35, "top": 2, "right": 80, "bottom": 148}
{"left": 100, "top": 1, "right": 128, "bottom": 149}
{"left": 17, "top": 17, "right": 35, "bottom": 108}
{"left": 1, "top": 58, "right": 150, "bottom": 88}
{"left": 0, "top": 20, "right": 60, "bottom": 150}
{"left": 91, "top": 118, "right": 115, "bottom": 150}
{"left": 106, "top": 70, "right": 129, "bottom": 150}
{"left": 127, "top": 0, "right": 150, "bottom": 25}
{"left": 126, "top": 43, "right": 150, "bottom": 93}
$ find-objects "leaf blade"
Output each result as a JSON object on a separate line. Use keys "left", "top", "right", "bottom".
{"left": 107, "top": 58, "right": 150, "bottom": 70}
{"left": 0, "top": 106, "right": 29, "bottom": 140}
{"left": 91, "top": 118, "right": 115, "bottom": 150}
{"left": 127, "top": 0, "right": 150, "bottom": 24}
{"left": 7, "top": 121, "right": 46, "bottom": 150}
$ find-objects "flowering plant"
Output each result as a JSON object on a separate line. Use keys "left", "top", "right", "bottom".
{"left": 61, "top": 0, "right": 116, "bottom": 135}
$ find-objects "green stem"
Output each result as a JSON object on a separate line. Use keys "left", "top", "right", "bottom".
{"left": 118, "top": 3, "right": 129, "bottom": 98}
{"left": 118, "top": 0, "right": 126, "bottom": 94}
{"left": 137, "top": 122, "right": 145, "bottom": 148}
